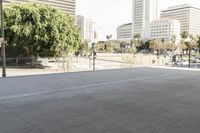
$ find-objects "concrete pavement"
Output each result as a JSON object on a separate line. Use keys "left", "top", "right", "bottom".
{"left": 1, "top": 67, "right": 200, "bottom": 133}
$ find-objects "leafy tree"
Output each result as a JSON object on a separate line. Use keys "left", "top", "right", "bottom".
{"left": 112, "top": 42, "right": 121, "bottom": 53}
{"left": 149, "top": 39, "right": 162, "bottom": 54}
{"left": 4, "top": 3, "right": 80, "bottom": 57}
{"left": 106, "top": 43, "right": 114, "bottom": 53}
{"left": 75, "top": 41, "right": 89, "bottom": 56}
{"left": 96, "top": 42, "right": 105, "bottom": 53}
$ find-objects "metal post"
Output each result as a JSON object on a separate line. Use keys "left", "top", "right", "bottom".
{"left": 93, "top": 54, "right": 95, "bottom": 71}
{"left": 0, "top": 0, "right": 6, "bottom": 77}
{"left": 189, "top": 49, "right": 191, "bottom": 68}
{"left": 92, "top": 43, "right": 96, "bottom": 71}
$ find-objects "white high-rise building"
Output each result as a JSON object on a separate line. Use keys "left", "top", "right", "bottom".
{"left": 150, "top": 19, "right": 181, "bottom": 44}
{"left": 4, "top": 0, "right": 76, "bottom": 16}
{"left": 77, "top": 15, "right": 94, "bottom": 45}
{"left": 117, "top": 23, "right": 132, "bottom": 41}
{"left": 161, "top": 4, "right": 200, "bottom": 36}
{"left": 132, "top": 0, "right": 159, "bottom": 39}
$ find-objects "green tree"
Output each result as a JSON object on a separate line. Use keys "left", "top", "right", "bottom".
{"left": 4, "top": 3, "right": 80, "bottom": 57}
{"left": 96, "top": 42, "right": 105, "bottom": 53}
{"left": 106, "top": 43, "right": 114, "bottom": 53}
{"left": 75, "top": 41, "right": 89, "bottom": 56}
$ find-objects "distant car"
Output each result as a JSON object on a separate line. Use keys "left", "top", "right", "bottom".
{"left": 173, "top": 61, "right": 182, "bottom": 65}
{"left": 140, "top": 50, "right": 149, "bottom": 54}
{"left": 173, "top": 60, "right": 188, "bottom": 66}
{"left": 193, "top": 57, "right": 200, "bottom": 63}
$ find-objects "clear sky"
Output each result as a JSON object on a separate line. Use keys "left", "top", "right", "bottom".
{"left": 77, "top": 0, "right": 200, "bottom": 40}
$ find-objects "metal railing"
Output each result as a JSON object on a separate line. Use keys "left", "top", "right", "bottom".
{"left": 0, "top": 54, "right": 169, "bottom": 77}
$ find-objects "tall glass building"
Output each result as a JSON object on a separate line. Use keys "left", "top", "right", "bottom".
{"left": 4, "top": 0, "right": 76, "bottom": 16}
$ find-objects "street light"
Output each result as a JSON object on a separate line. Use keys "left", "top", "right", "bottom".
{"left": 0, "top": 0, "right": 6, "bottom": 77}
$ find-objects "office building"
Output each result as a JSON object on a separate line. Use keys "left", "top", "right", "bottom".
{"left": 4, "top": 0, "right": 76, "bottom": 16}
{"left": 117, "top": 23, "right": 132, "bottom": 41}
{"left": 161, "top": 4, "right": 200, "bottom": 36}
{"left": 150, "top": 19, "right": 181, "bottom": 44}
{"left": 132, "top": 0, "right": 159, "bottom": 39}
{"left": 77, "top": 15, "right": 95, "bottom": 44}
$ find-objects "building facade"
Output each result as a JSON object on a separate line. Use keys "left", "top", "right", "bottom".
{"left": 150, "top": 19, "right": 181, "bottom": 43}
{"left": 132, "top": 0, "right": 159, "bottom": 39}
{"left": 4, "top": 0, "right": 76, "bottom": 16}
{"left": 117, "top": 23, "right": 132, "bottom": 41}
{"left": 77, "top": 15, "right": 94, "bottom": 45}
{"left": 161, "top": 4, "right": 200, "bottom": 36}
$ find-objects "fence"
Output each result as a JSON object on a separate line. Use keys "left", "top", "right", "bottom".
{"left": 0, "top": 53, "right": 169, "bottom": 77}
{"left": 0, "top": 54, "right": 168, "bottom": 69}
{"left": 0, "top": 57, "right": 41, "bottom": 68}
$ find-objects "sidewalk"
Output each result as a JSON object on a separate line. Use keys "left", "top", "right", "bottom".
{"left": 148, "top": 65, "right": 200, "bottom": 71}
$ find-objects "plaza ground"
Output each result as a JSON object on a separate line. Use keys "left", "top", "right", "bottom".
{"left": 1, "top": 67, "right": 200, "bottom": 133}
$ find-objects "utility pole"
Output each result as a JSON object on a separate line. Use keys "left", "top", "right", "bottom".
{"left": 0, "top": 0, "right": 6, "bottom": 77}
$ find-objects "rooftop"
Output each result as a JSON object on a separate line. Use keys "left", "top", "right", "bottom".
{"left": 162, "top": 4, "right": 200, "bottom": 12}
{"left": 118, "top": 23, "right": 132, "bottom": 28}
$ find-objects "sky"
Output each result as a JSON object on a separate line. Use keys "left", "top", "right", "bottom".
{"left": 77, "top": 0, "right": 200, "bottom": 40}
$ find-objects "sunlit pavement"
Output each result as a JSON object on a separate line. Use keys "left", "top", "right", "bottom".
{"left": 1, "top": 67, "right": 200, "bottom": 133}
{"left": 176, "top": 63, "right": 200, "bottom": 69}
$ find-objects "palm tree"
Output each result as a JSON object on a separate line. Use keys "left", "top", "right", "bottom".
{"left": 161, "top": 38, "right": 167, "bottom": 58}
{"left": 133, "top": 33, "right": 141, "bottom": 47}
{"left": 106, "top": 34, "right": 112, "bottom": 41}
{"left": 181, "top": 31, "right": 189, "bottom": 40}
{"left": 181, "top": 31, "right": 189, "bottom": 54}
{"left": 120, "top": 41, "right": 126, "bottom": 53}
{"left": 164, "top": 35, "right": 177, "bottom": 52}
{"left": 150, "top": 39, "right": 163, "bottom": 64}
{"left": 171, "top": 34, "right": 177, "bottom": 44}
{"left": 132, "top": 33, "right": 142, "bottom": 53}
{"left": 197, "top": 35, "right": 200, "bottom": 53}
{"left": 105, "top": 34, "right": 112, "bottom": 52}
{"left": 181, "top": 31, "right": 197, "bottom": 68}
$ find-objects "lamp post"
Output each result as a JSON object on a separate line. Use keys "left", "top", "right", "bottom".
{"left": 0, "top": 0, "right": 6, "bottom": 77}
